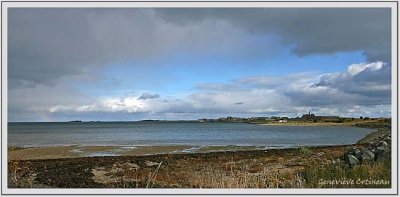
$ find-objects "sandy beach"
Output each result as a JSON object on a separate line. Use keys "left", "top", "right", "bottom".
{"left": 8, "top": 145, "right": 268, "bottom": 161}
{"left": 7, "top": 122, "right": 391, "bottom": 188}
{"left": 8, "top": 145, "right": 356, "bottom": 188}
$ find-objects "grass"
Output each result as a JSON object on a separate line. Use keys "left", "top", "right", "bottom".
{"left": 302, "top": 157, "right": 391, "bottom": 188}
{"left": 299, "top": 147, "right": 313, "bottom": 156}
{"left": 8, "top": 146, "right": 27, "bottom": 151}
{"left": 187, "top": 163, "right": 304, "bottom": 188}
{"left": 8, "top": 161, "right": 37, "bottom": 188}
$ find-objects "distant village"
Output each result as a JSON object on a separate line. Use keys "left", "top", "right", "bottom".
{"left": 198, "top": 111, "right": 374, "bottom": 124}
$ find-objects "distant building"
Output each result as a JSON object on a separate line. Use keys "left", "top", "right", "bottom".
{"left": 278, "top": 119, "right": 288, "bottom": 123}
{"left": 301, "top": 110, "right": 340, "bottom": 121}
{"left": 301, "top": 110, "right": 319, "bottom": 120}
{"left": 320, "top": 116, "right": 340, "bottom": 119}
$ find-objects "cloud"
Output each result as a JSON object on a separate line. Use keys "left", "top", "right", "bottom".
{"left": 156, "top": 8, "right": 391, "bottom": 62}
{"left": 138, "top": 93, "right": 160, "bottom": 100}
{"left": 8, "top": 8, "right": 279, "bottom": 88}
{"left": 7, "top": 8, "right": 392, "bottom": 121}
{"left": 33, "top": 61, "right": 390, "bottom": 121}
{"left": 347, "top": 62, "right": 385, "bottom": 76}
{"left": 312, "top": 61, "right": 391, "bottom": 104}
{"left": 8, "top": 8, "right": 391, "bottom": 88}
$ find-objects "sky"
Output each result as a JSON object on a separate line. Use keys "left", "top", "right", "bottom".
{"left": 8, "top": 8, "right": 392, "bottom": 122}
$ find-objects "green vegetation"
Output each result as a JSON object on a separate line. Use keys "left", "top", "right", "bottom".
{"left": 8, "top": 146, "right": 26, "bottom": 151}
{"left": 302, "top": 158, "right": 391, "bottom": 188}
{"left": 8, "top": 120, "right": 391, "bottom": 188}
{"left": 197, "top": 113, "right": 390, "bottom": 126}
{"left": 299, "top": 147, "right": 313, "bottom": 156}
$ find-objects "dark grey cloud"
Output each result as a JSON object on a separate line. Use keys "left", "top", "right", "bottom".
{"left": 9, "top": 61, "right": 391, "bottom": 121}
{"left": 7, "top": 8, "right": 392, "bottom": 121}
{"left": 311, "top": 62, "right": 391, "bottom": 105}
{"left": 189, "top": 61, "right": 390, "bottom": 114}
{"left": 9, "top": 8, "right": 391, "bottom": 88}
{"left": 138, "top": 93, "right": 160, "bottom": 100}
{"left": 156, "top": 8, "right": 391, "bottom": 62}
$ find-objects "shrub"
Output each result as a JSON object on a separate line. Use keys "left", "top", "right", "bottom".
{"left": 299, "top": 147, "right": 313, "bottom": 155}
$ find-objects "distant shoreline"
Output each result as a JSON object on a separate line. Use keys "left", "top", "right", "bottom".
{"left": 7, "top": 119, "right": 389, "bottom": 161}
{"left": 257, "top": 122, "right": 346, "bottom": 126}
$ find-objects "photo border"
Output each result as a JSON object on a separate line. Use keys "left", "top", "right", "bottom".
{"left": 1, "top": 1, "right": 398, "bottom": 195}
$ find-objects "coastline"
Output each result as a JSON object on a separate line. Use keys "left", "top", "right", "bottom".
{"left": 258, "top": 122, "right": 346, "bottom": 126}
{"left": 8, "top": 122, "right": 382, "bottom": 161}
{"left": 7, "top": 122, "right": 391, "bottom": 188}
{"left": 8, "top": 145, "right": 273, "bottom": 161}
{"left": 8, "top": 145, "right": 362, "bottom": 188}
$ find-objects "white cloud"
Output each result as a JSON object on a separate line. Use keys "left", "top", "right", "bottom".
{"left": 9, "top": 61, "right": 391, "bottom": 121}
{"left": 347, "top": 61, "right": 384, "bottom": 76}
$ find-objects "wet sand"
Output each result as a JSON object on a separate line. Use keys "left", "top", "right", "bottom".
{"left": 8, "top": 145, "right": 193, "bottom": 160}
{"left": 8, "top": 145, "right": 273, "bottom": 161}
{"left": 7, "top": 122, "right": 389, "bottom": 188}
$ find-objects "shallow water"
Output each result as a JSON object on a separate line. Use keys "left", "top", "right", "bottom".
{"left": 8, "top": 122, "right": 374, "bottom": 148}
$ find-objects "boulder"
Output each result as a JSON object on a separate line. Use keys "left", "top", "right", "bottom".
{"left": 377, "top": 146, "right": 387, "bottom": 151}
{"left": 369, "top": 141, "right": 375, "bottom": 147}
{"left": 351, "top": 149, "right": 362, "bottom": 160}
{"left": 361, "top": 149, "right": 375, "bottom": 162}
{"left": 355, "top": 152, "right": 363, "bottom": 160}
{"left": 385, "top": 137, "right": 391, "bottom": 145}
{"left": 346, "top": 154, "right": 360, "bottom": 166}
{"left": 346, "top": 147, "right": 359, "bottom": 155}
{"left": 379, "top": 141, "right": 389, "bottom": 147}
{"left": 375, "top": 150, "right": 390, "bottom": 161}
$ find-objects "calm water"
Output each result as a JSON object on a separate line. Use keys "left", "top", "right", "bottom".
{"left": 8, "top": 122, "right": 374, "bottom": 148}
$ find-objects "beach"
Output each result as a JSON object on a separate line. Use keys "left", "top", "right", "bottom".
{"left": 7, "top": 120, "right": 391, "bottom": 188}
{"left": 8, "top": 145, "right": 358, "bottom": 188}
{"left": 8, "top": 145, "right": 266, "bottom": 161}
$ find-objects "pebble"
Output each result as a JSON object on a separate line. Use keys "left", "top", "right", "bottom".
{"left": 145, "top": 161, "right": 160, "bottom": 167}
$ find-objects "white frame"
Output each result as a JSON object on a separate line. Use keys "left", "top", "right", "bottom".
{"left": 1, "top": 1, "right": 398, "bottom": 195}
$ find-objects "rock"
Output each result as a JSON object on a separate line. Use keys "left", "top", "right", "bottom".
{"left": 122, "top": 162, "right": 139, "bottom": 169}
{"left": 345, "top": 147, "right": 358, "bottom": 155}
{"left": 345, "top": 154, "right": 360, "bottom": 166}
{"left": 361, "top": 149, "right": 375, "bottom": 162}
{"left": 385, "top": 137, "right": 391, "bottom": 145}
{"left": 375, "top": 152, "right": 385, "bottom": 161}
{"left": 332, "top": 158, "right": 342, "bottom": 165}
{"left": 351, "top": 149, "right": 362, "bottom": 160}
{"left": 145, "top": 161, "right": 160, "bottom": 167}
{"left": 355, "top": 153, "right": 362, "bottom": 160}
{"left": 377, "top": 146, "right": 387, "bottom": 151}
{"left": 379, "top": 141, "right": 389, "bottom": 147}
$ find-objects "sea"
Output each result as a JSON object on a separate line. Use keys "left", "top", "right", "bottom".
{"left": 8, "top": 121, "right": 374, "bottom": 148}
